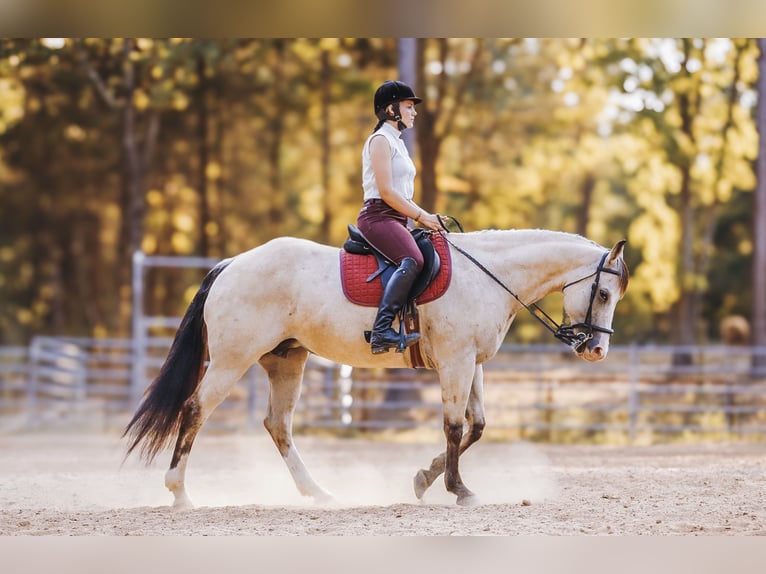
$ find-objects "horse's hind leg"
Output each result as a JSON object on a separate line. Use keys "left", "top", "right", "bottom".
{"left": 414, "top": 364, "right": 485, "bottom": 503}
{"left": 165, "top": 361, "right": 247, "bottom": 508}
{"left": 260, "top": 348, "right": 333, "bottom": 503}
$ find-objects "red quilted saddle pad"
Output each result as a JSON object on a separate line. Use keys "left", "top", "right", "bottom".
{"left": 340, "top": 233, "right": 452, "bottom": 307}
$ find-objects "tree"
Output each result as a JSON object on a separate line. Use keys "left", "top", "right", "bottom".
{"left": 398, "top": 38, "right": 417, "bottom": 156}
{"left": 754, "top": 38, "right": 766, "bottom": 365}
{"left": 415, "top": 39, "right": 485, "bottom": 215}
{"left": 604, "top": 39, "right": 759, "bottom": 347}
{"left": 0, "top": 38, "right": 762, "bottom": 349}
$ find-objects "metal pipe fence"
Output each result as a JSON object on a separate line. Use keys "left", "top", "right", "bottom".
{"left": 4, "top": 338, "right": 766, "bottom": 441}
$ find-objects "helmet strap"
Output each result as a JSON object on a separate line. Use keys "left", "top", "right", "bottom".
{"left": 391, "top": 102, "right": 407, "bottom": 131}
{"left": 374, "top": 103, "right": 407, "bottom": 132}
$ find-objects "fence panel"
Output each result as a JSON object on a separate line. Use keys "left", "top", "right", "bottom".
{"left": 294, "top": 344, "right": 766, "bottom": 441}
{"left": 7, "top": 339, "right": 766, "bottom": 440}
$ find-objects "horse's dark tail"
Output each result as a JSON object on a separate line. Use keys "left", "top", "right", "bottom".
{"left": 123, "top": 258, "right": 232, "bottom": 464}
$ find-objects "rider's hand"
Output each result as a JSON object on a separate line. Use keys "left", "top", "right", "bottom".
{"left": 417, "top": 212, "right": 442, "bottom": 231}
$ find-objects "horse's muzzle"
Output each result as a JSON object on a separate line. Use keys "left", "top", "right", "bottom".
{"left": 576, "top": 332, "right": 609, "bottom": 362}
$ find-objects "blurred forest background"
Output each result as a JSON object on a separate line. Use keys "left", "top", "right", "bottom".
{"left": 1, "top": 37, "right": 766, "bottom": 350}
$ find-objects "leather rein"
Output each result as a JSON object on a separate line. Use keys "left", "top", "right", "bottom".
{"left": 435, "top": 216, "right": 619, "bottom": 353}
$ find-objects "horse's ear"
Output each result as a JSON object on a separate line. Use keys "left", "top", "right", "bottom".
{"left": 608, "top": 239, "right": 626, "bottom": 264}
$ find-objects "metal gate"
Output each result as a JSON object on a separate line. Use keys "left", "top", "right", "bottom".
{"left": 130, "top": 251, "right": 221, "bottom": 406}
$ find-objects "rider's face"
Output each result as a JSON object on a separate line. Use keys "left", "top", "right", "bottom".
{"left": 391, "top": 99, "right": 417, "bottom": 128}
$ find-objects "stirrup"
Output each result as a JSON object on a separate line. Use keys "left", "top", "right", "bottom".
{"left": 368, "top": 328, "right": 419, "bottom": 354}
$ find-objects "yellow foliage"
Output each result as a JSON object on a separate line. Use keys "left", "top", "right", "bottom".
{"left": 298, "top": 184, "right": 325, "bottom": 225}
{"left": 179, "top": 185, "right": 197, "bottom": 202}
{"left": 141, "top": 235, "right": 158, "bottom": 254}
{"left": 171, "top": 232, "right": 194, "bottom": 254}
{"left": 0, "top": 78, "right": 25, "bottom": 134}
{"left": 172, "top": 212, "right": 196, "bottom": 233}
{"left": 738, "top": 238, "right": 753, "bottom": 256}
{"left": 133, "top": 89, "right": 150, "bottom": 111}
{"left": 205, "top": 162, "right": 222, "bottom": 181}
{"left": 64, "top": 124, "right": 86, "bottom": 142}
{"left": 738, "top": 41, "right": 761, "bottom": 83}
{"left": 183, "top": 286, "right": 199, "bottom": 306}
{"left": 146, "top": 189, "right": 164, "bottom": 207}
{"left": 172, "top": 92, "right": 189, "bottom": 111}
{"left": 0, "top": 37, "right": 762, "bottom": 343}
{"left": 204, "top": 221, "right": 219, "bottom": 238}
{"left": 92, "top": 324, "right": 108, "bottom": 338}
{"left": 98, "top": 204, "right": 121, "bottom": 248}
{"left": 16, "top": 308, "right": 33, "bottom": 325}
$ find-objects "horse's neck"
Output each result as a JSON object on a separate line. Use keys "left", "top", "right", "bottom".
{"left": 456, "top": 229, "right": 602, "bottom": 303}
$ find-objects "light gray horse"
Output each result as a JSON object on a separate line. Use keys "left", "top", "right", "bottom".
{"left": 124, "top": 228, "right": 629, "bottom": 507}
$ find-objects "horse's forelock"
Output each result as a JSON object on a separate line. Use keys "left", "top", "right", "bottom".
{"left": 616, "top": 258, "right": 630, "bottom": 297}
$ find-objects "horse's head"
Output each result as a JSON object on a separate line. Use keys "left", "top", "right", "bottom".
{"left": 560, "top": 240, "right": 629, "bottom": 362}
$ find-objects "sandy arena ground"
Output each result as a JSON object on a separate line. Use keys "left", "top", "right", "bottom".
{"left": 1, "top": 431, "right": 766, "bottom": 536}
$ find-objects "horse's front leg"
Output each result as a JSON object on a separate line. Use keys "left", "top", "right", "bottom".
{"left": 431, "top": 361, "right": 482, "bottom": 506}
{"left": 414, "top": 364, "right": 485, "bottom": 504}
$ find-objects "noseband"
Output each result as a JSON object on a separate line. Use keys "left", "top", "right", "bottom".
{"left": 557, "top": 251, "right": 622, "bottom": 352}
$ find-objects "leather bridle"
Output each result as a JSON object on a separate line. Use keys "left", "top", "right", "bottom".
{"left": 435, "top": 215, "right": 621, "bottom": 353}
{"left": 558, "top": 251, "right": 622, "bottom": 353}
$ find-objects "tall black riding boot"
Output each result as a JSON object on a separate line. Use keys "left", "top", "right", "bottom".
{"left": 369, "top": 257, "right": 421, "bottom": 354}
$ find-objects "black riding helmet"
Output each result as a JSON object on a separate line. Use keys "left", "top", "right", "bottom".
{"left": 373, "top": 80, "right": 423, "bottom": 131}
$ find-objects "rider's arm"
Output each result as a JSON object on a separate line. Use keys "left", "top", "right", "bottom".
{"left": 369, "top": 136, "right": 441, "bottom": 231}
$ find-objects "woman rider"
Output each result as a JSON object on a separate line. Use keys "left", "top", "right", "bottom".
{"left": 357, "top": 80, "right": 442, "bottom": 354}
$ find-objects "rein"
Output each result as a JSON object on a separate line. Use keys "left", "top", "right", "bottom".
{"left": 435, "top": 216, "right": 618, "bottom": 352}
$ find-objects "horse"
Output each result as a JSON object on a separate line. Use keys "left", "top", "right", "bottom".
{"left": 124, "top": 228, "right": 629, "bottom": 508}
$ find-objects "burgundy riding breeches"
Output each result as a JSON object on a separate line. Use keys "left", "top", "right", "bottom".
{"left": 356, "top": 199, "right": 424, "bottom": 271}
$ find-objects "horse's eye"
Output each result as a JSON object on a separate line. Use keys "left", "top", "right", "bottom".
{"left": 599, "top": 288, "right": 609, "bottom": 303}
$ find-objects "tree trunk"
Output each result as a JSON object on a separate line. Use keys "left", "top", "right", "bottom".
{"left": 673, "top": 40, "right": 698, "bottom": 365}
{"left": 196, "top": 51, "right": 211, "bottom": 256}
{"left": 753, "top": 38, "right": 766, "bottom": 372}
{"left": 398, "top": 38, "right": 417, "bottom": 157}
{"left": 267, "top": 40, "right": 285, "bottom": 236}
{"left": 121, "top": 40, "right": 143, "bottom": 257}
{"left": 120, "top": 38, "right": 147, "bottom": 336}
{"left": 382, "top": 38, "right": 423, "bottom": 409}
{"left": 320, "top": 48, "right": 332, "bottom": 244}
{"left": 415, "top": 39, "right": 441, "bottom": 214}
{"left": 576, "top": 171, "right": 595, "bottom": 237}
{"left": 116, "top": 39, "right": 159, "bottom": 335}
{"left": 693, "top": 40, "right": 744, "bottom": 345}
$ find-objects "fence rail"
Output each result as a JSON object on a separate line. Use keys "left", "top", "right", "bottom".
{"left": 3, "top": 338, "right": 766, "bottom": 440}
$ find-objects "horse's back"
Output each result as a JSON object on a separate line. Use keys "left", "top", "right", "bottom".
{"left": 241, "top": 235, "right": 336, "bottom": 263}
{"left": 205, "top": 236, "right": 341, "bottom": 321}
{"left": 218, "top": 236, "right": 338, "bottom": 290}
{"left": 201, "top": 236, "right": 386, "bottom": 366}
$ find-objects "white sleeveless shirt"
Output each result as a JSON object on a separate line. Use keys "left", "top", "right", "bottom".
{"left": 361, "top": 122, "right": 416, "bottom": 202}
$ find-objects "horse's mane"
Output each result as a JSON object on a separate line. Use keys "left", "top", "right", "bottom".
{"left": 461, "top": 228, "right": 629, "bottom": 295}
{"left": 465, "top": 228, "right": 601, "bottom": 249}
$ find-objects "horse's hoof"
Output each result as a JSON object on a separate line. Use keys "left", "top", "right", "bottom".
{"left": 413, "top": 470, "right": 429, "bottom": 500}
{"left": 456, "top": 493, "right": 479, "bottom": 507}
{"left": 171, "top": 495, "right": 195, "bottom": 510}
{"left": 311, "top": 489, "right": 335, "bottom": 505}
